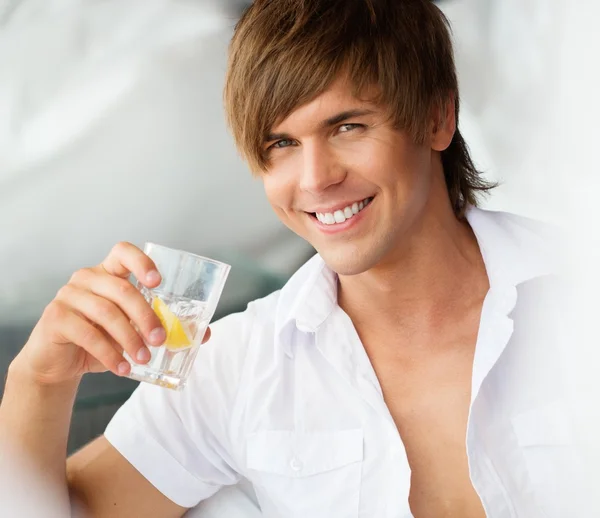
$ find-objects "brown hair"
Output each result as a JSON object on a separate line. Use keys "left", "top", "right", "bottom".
{"left": 224, "top": 0, "right": 495, "bottom": 217}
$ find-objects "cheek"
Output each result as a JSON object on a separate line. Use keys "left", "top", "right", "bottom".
{"left": 263, "top": 175, "right": 294, "bottom": 216}
{"left": 372, "top": 145, "right": 430, "bottom": 191}
{"left": 341, "top": 135, "right": 407, "bottom": 177}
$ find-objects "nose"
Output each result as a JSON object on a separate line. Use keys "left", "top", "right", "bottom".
{"left": 298, "top": 140, "right": 346, "bottom": 194}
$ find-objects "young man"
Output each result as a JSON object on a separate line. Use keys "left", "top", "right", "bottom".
{"left": 0, "top": 1, "right": 582, "bottom": 517}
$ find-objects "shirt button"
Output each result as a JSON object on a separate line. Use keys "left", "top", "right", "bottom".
{"left": 290, "top": 457, "right": 303, "bottom": 472}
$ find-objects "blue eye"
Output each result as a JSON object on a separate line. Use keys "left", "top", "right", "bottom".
{"left": 272, "top": 139, "right": 295, "bottom": 149}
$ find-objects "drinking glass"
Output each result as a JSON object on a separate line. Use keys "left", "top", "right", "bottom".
{"left": 124, "top": 243, "right": 230, "bottom": 390}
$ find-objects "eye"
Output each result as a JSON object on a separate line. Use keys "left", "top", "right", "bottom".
{"left": 338, "top": 123, "right": 364, "bottom": 133}
{"left": 270, "top": 139, "right": 296, "bottom": 149}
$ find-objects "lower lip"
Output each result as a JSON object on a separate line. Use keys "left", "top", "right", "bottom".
{"left": 311, "top": 200, "right": 373, "bottom": 235}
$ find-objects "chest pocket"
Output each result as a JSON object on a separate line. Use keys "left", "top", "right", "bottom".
{"left": 511, "top": 399, "right": 583, "bottom": 517}
{"left": 246, "top": 429, "right": 363, "bottom": 518}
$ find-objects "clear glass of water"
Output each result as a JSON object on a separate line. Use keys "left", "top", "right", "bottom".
{"left": 124, "top": 243, "right": 231, "bottom": 390}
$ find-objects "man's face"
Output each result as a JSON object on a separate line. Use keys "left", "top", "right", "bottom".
{"left": 261, "top": 78, "right": 450, "bottom": 276}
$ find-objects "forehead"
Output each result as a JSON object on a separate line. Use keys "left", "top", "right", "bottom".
{"left": 270, "top": 77, "right": 382, "bottom": 134}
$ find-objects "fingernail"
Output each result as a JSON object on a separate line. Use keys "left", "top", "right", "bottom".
{"left": 117, "top": 361, "right": 130, "bottom": 375}
{"left": 146, "top": 270, "right": 161, "bottom": 285}
{"left": 136, "top": 347, "right": 151, "bottom": 363}
{"left": 149, "top": 327, "right": 166, "bottom": 345}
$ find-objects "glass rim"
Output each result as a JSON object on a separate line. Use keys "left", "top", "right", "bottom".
{"left": 144, "top": 242, "right": 231, "bottom": 270}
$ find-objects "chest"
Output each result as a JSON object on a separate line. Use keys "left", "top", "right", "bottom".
{"left": 238, "top": 298, "right": 577, "bottom": 518}
{"left": 367, "top": 340, "right": 486, "bottom": 518}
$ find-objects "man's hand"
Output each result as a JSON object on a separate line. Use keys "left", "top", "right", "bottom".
{"left": 12, "top": 241, "right": 197, "bottom": 384}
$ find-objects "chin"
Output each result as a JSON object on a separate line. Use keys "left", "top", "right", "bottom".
{"left": 317, "top": 246, "right": 380, "bottom": 277}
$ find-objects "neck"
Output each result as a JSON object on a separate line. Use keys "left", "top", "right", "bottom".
{"left": 337, "top": 197, "right": 488, "bottom": 333}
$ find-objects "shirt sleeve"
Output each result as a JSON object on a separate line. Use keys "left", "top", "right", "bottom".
{"left": 104, "top": 307, "right": 254, "bottom": 508}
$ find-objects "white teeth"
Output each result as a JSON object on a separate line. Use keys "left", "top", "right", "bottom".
{"left": 334, "top": 210, "right": 345, "bottom": 223}
{"left": 315, "top": 197, "right": 372, "bottom": 226}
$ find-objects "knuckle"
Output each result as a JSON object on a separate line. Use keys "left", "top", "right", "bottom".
{"left": 117, "top": 279, "right": 136, "bottom": 297}
{"left": 140, "top": 307, "right": 159, "bottom": 327}
{"left": 55, "top": 284, "right": 72, "bottom": 301}
{"left": 142, "top": 254, "right": 154, "bottom": 268}
{"left": 122, "top": 328, "right": 143, "bottom": 350}
{"left": 112, "top": 241, "right": 131, "bottom": 255}
{"left": 94, "top": 300, "right": 119, "bottom": 322}
{"left": 43, "top": 300, "right": 67, "bottom": 321}
{"left": 69, "top": 267, "right": 91, "bottom": 285}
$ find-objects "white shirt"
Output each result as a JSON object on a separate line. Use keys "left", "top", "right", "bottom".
{"left": 105, "top": 207, "right": 587, "bottom": 518}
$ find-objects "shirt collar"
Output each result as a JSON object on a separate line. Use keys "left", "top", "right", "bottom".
{"left": 465, "top": 205, "right": 560, "bottom": 288}
{"left": 275, "top": 206, "right": 561, "bottom": 348}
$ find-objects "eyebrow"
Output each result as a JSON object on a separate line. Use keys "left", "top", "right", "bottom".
{"left": 264, "top": 109, "right": 375, "bottom": 143}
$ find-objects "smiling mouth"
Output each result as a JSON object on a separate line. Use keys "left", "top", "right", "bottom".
{"left": 308, "top": 196, "right": 374, "bottom": 225}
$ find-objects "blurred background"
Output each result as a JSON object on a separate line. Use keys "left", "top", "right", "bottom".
{"left": 0, "top": 0, "right": 314, "bottom": 454}
{"left": 0, "top": 0, "right": 597, "bottom": 497}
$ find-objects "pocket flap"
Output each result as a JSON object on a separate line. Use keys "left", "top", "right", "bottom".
{"left": 246, "top": 429, "right": 364, "bottom": 477}
{"left": 511, "top": 399, "right": 572, "bottom": 446}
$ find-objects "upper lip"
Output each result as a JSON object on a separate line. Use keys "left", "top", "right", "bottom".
{"left": 304, "top": 196, "right": 373, "bottom": 214}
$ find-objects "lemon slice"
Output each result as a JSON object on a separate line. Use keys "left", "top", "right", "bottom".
{"left": 152, "top": 297, "right": 192, "bottom": 350}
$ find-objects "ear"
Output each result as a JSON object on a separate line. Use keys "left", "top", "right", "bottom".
{"left": 430, "top": 94, "right": 456, "bottom": 152}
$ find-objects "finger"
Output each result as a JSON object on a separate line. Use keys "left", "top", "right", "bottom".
{"left": 85, "top": 327, "right": 126, "bottom": 374}
{"left": 53, "top": 303, "right": 131, "bottom": 376}
{"left": 56, "top": 285, "right": 150, "bottom": 364}
{"left": 68, "top": 270, "right": 166, "bottom": 347}
{"left": 96, "top": 325, "right": 124, "bottom": 355}
{"left": 202, "top": 326, "right": 211, "bottom": 344}
{"left": 101, "top": 241, "right": 162, "bottom": 288}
